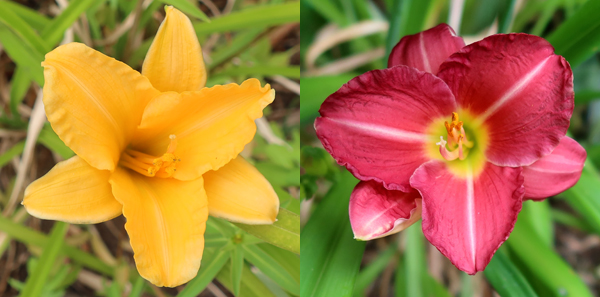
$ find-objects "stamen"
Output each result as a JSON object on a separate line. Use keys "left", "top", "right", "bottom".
{"left": 437, "top": 112, "right": 473, "bottom": 161}
{"left": 119, "top": 135, "right": 181, "bottom": 178}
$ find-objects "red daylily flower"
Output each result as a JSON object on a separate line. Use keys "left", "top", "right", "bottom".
{"left": 315, "top": 24, "right": 586, "bottom": 274}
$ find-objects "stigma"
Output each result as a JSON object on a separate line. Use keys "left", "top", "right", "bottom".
{"left": 436, "top": 113, "right": 473, "bottom": 161}
{"left": 120, "top": 135, "right": 181, "bottom": 178}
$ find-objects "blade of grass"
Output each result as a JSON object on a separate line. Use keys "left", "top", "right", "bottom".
{"left": 404, "top": 222, "right": 424, "bottom": 297}
{"left": 384, "top": 0, "right": 403, "bottom": 59}
{"left": 575, "top": 90, "right": 600, "bottom": 105}
{"left": 177, "top": 249, "right": 230, "bottom": 297}
{"left": 497, "top": 0, "right": 517, "bottom": 33}
{"left": 193, "top": 2, "right": 299, "bottom": 35}
{"left": 300, "top": 170, "right": 365, "bottom": 297}
{"left": 20, "top": 221, "right": 69, "bottom": 297}
{"left": 213, "top": 66, "right": 300, "bottom": 79}
{"left": 484, "top": 247, "right": 539, "bottom": 297}
{"left": 300, "top": 74, "right": 357, "bottom": 126}
{"left": 0, "top": 0, "right": 50, "bottom": 31}
{"left": 217, "top": 261, "right": 277, "bottom": 297}
{"left": 9, "top": 67, "right": 31, "bottom": 116}
{"left": 38, "top": 124, "right": 75, "bottom": 160}
{"left": 209, "top": 27, "right": 264, "bottom": 68}
{"left": 0, "top": 23, "right": 44, "bottom": 85}
{"left": 243, "top": 244, "right": 299, "bottom": 295}
{"left": 40, "top": 0, "right": 96, "bottom": 46}
{"left": 519, "top": 200, "right": 553, "bottom": 247}
{"left": 352, "top": 243, "right": 396, "bottom": 296}
{"left": 234, "top": 208, "right": 300, "bottom": 255}
{"left": 547, "top": 0, "right": 600, "bottom": 68}
{"left": 129, "top": 276, "right": 146, "bottom": 297}
{"left": 551, "top": 209, "right": 594, "bottom": 233}
{"left": 506, "top": 213, "right": 593, "bottom": 297}
{"left": 302, "top": 0, "right": 345, "bottom": 26}
{"left": 0, "top": 2, "right": 50, "bottom": 54}
{"left": 0, "top": 214, "right": 113, "bottom": 276}
{"left": 0, "top": 141, "right": 25, "bottom": 168}
{"left": 231, "top": 245, "right": 244, "bottom": 296}
{"left": 258, "top": 243, "right": 299, "bottom": 284}
{"left": 560, "top": 161, "right": 600, "bottom": 235}
{"left": 159, "top": 0, "right": 209, "bottom": 22}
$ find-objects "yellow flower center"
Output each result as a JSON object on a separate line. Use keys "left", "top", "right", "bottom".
{"left": 425, "top": 110, "right": 489, "bottom": 177}
{"left": 120, "top": 135, "right": 180, "bottom": 178}
{"left": 436, "top": 112, "right": 474, "bottom": 161}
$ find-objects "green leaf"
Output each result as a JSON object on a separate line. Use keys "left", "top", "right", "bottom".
{"left": 302, "top": 0, "right": 345, "bottom": 26}
{"left": 235, "top": 208, "right": 300, "bottom": 255}
{"left": 159, "top": 0, "right": 209, "bottom": 22}
{"left": 484, "top": 247, "right": 538, "bottom": 297}
{"left": 214, "top": 66, "right": 300, "bottom": 79}
{"left": 0, "top": 22, "right": 44, "bottom": 85}
{"left": 519, "top": 200, "right": 553, "bottom": 247}
{"left": 384, "top": 0, "right": 403, "bottom": 59}
{"left": 300, "top": 170, "right": 365, "bottom": 297}
{"left": 0, "top": 214, "right": 113, "bottom": 276}
{"left": 0, "top": 141, "right": 25, "bottom": 168}
{"left": 217, "top": 261, "right": 277, "bottom": 297}
{"left": 177, "top": 249, "right": 230, "bottom": 297}
{"left": 404, "top": 222, "right": 424, "bottom": 297}
{"left": 231, "top": 245, "right": 244, "bottom": 296}
{"left": 575, "top": 89, "right": 600, "bottom": 105}
{"left": 40, "top": 0, "right": 96, "bottom": 46}
{"left": 547, "top": 0, "right": 600, "bottom": 68}
{"left": 20, "top": 222, "right": 69, "bottom": 297}
{"left": 9, "top": 67, "right": 31, "bottom": 116}
{"left": 506, "top": 213, "right": 593, "bottom": 297}
{"left": 193, "top": 2, "right": 299, "bottom": 35}
{"left": 243, "top": 244, "right": 299, "bottom": 295}
{"left": 258, "top": 243, "right": 300, "bottom": 284}
{"left": 128, "top": 276, "right": 146, "bottom": 297}
{"left": 497, "top": 0, "right": 517, "bottom": 33}
{"left": 352, "top": 243, "right": 396, "bottom": 296}
{"left": 561, "top": 161, "right": 600, "bottom": 236}
{"left": 38, "top": 124, "right": 75, "bottom": 159}
{"left": 0, "top": 1, "right": 51, "bottom": 31}
{"left": 209, "top": 28, "right": 264, "bottom": 68}
{"left": 300, "top": 74, "right": 356, "bottom": 126}
{"left": 0, "top": 2, "right": 50, "bottom": 54}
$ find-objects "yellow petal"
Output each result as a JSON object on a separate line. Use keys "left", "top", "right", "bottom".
{"left": 204, "top": 157, "right": 279, "bottom": 224}
{"left": 43, "top": 43, "right": 160, "bottom": 171}
{"left": 23, "top": 156, "right": 122, "bottom": 224}
{"left": 109, "top": 167, "right": 208, "bottom": 287}
{"left": 131, "top": 78, "right": 275, "bottom": 180}
{"left": 142, "top": 6, "right": 207, "bottom": 92}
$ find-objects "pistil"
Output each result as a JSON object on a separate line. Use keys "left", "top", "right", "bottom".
{"left": 120, "top": 135, "right": 180, "bottom": 178}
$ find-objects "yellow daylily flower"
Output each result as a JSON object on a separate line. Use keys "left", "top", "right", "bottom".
{"left": 23, "top": 7, "right": 279, "bottom": 287}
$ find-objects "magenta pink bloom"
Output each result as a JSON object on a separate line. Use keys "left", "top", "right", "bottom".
{"left": 315, "top": 24, "right": 586, "bottom": 274}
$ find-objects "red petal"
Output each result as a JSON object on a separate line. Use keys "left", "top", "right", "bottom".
{"left": 410, "top": 161, "right": 524, "bottom": 274}
{"left": 315, "top": 66, "right": 456, "bottom": 191}
{"left": 523, "top": 137, "right": 586, "bottom": 200}
{"left": 349, "top": 181, "right": 422, "bottom": 240}
{"left": 438, "top": 34, "right": 574, "bottom": 167}
{"left": 388, "top": 23, "right": 465, "bottom": 73}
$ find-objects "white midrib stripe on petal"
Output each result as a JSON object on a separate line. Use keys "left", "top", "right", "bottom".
{"left": 327, "top": 117, "right": 430, "bottom": 142}
{"left": 478, "top": 56, "right": 552, "bottom": 122}
{"left": 419, "top": 32, "right": 432, "bottom": 73}
{"left": 465, "top": 165, "right": 476, "bottom": 269}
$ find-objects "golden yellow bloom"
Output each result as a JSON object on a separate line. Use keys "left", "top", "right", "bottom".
{"left": 23, "top": 7, "right": 279, "bottom": 287}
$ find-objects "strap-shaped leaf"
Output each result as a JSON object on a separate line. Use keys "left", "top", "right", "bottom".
{"left": 235, "top": 208, "right": 300, "bottom": 255}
